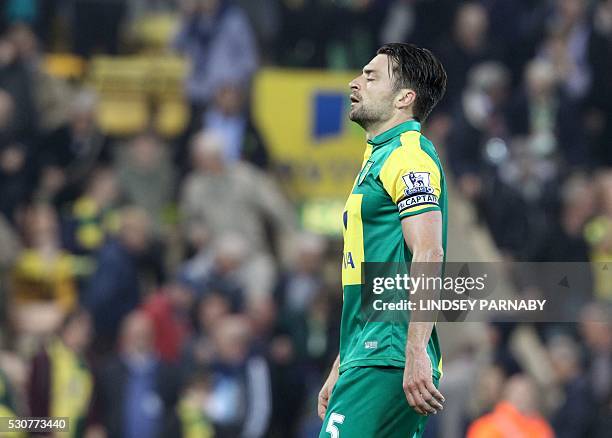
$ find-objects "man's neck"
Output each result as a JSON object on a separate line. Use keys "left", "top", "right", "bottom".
{"left": 366, "top": 114, "right": 416, "bottom": 140}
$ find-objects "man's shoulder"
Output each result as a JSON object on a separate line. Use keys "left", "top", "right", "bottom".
{"left": 378, "top": 131, "right": 440, "bottom": 170}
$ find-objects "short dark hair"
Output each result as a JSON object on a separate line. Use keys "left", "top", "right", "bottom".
{"left": 377, "top": 43, "right": 447, "bottom": 121}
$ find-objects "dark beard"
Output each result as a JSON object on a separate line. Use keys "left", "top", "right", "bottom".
{"left": 349, "top": 105, "right": 378, "bottom": 130}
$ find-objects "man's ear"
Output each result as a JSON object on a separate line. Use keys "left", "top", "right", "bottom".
{"left": 396, "top": 89, "right": 416, "bottom": 110}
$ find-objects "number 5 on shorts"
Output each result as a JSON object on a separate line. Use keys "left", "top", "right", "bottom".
{"left": 326, "top": 413, "right": 345, "bottom": 438}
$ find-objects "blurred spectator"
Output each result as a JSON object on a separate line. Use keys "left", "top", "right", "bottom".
{"left": 234, "top": 0, "right": 279, "bottom": 60}
{"left": 164, "top": 372, "right": 215, "bottom": 438}
{"left": 276, "top": 232, "right": 326, "bottom": 314}
{"left": 447, "top": 61, "right": 511, "bottom": 184}
{"left": 486, "top": 322, "right": 522, "bottom": 377}
{"left": 62, "top": 167, "right": 120, "bottom": 256}
{"left": 379, "top": 0, "right": 418, "bottom": 47}
{"left": 10, "top": 203, "right": 77, "bottom": 314}
{"left": 541, "top": 0, "right": 592, "bottom": 100}
{"left": 0, "top": 33, "right": 37, "bottom": 141}
{"left": 579, "top": 304, "right": 612, "bottom": 405}
{"left": 141, "top": 280, "right": 195, "bottom": 364}
{"left": 206, "top": 314, "right": 271, "bottom": 438}
{"left": 578, "top": 303, "right": 612, "bottom": 436}
{"left": 180, "top": 290, "right": 231, "bottom": 375}
{"left": 38, "top": 90, "right": 113, "bottom": 207}
{"left": 490, "top": 136, "right": 560, "bottom": 259}
{"left": 98, "top": 310, "right": 179, "bottom": 438}
{"left": 5, "top": 23, "right": 74, "bottom": 133}
{"left": 435, "top": 2, "right": 498, "bottom": 111}
{"left": 584, "top": 171, "right": 612, "bottom": 299}
{"left": 0, "top": 90, "right": 37, "bottom": 223}
{"left": 180, "top": 130, "right": 296, "bottom": 296}
{"left": 470, "top": 365, "right": 507, "bottom": 421}
{"left": 509, "top": 58, "right": 586, "bottom": 166}
{"left": 586, "top": 0, "right": 612, "bottom": 166}
{"left": 202, "top": 83, "right": 269, "bottom": 168}
{"left": 83, "top": 207, "right": 151, "bottom": 352}
{"left": 467, "top": 374, "right": 554, "bottom": 438}
{"left": 536, "top": 172, "right": 594, "bottom": 262}
{"left": 268, "top": 288, "right": 332, "bottom": 437}
{"left": 28, "top": 309, "right": 102, "bottom": 437}
{"left": 115, "top": 131, "right": 176, "bottom": 236}
{"left": 548, "top": 335, "right": 593, "bottom": 438}
{"left": 72, "top": 0, "right": 127, "bottom": 58}
{"left": 173, "top": 0, "right": 258, "bottom": 113}
{"left": 181, "top": 233, "right": 247, "bottom": 309}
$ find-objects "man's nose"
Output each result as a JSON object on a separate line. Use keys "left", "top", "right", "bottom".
{"left": 349, "top": 79, "right": 359, "bottom": 91}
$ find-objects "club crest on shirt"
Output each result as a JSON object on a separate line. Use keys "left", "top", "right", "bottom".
{"left": 402, "top": 172, "right": 434, "bottom": 196}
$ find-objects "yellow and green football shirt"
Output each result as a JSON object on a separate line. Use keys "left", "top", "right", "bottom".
{"left": 339, "top": 119, "right": 447, "bottom": 378}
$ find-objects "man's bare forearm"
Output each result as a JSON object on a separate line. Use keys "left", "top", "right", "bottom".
{"left": 406, "top": 247, "right": 443, "bottom": 351}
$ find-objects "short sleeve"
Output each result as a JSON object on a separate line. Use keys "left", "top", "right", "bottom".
{"left": 379, "top": 143, "right": 442, "bottom": 219}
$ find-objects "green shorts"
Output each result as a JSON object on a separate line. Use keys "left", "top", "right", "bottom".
{"left": 319, "top": 366, "right": 439, "bottom": 438}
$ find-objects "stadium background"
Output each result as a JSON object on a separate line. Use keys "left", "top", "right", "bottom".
{"left": 0, "top": 0, "right": 609, "bottom": 437}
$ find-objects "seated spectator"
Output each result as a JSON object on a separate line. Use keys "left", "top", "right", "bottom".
{"left": 83, "top": 207, "right": 151, "bottom": 353}
{"left": 37, "top": 90, "right": 113, "bottom": 207}
{"left": 203, "top": 83, "right": 269, "bottom": 168}
{"left": 28, "top": 309, "right": 102, "bottom": 437}
{"left": 62, "top": 167, "right": 120, "bottom": 256}
{"left": 98, "top": 311, "right": 179, "bottom": 438}
{"left": 141, "top": 279, "right": 195, "bottom": 364}
{"left": 10, "top": 203, "right": 77, "bottom": 314}
{"left": 467, "top": 374, "right": 554, "bottom": 438}
{"left": 115, "top": 130, "right": 176, "bottom": 236}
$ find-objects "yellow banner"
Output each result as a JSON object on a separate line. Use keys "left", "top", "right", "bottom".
{"left": 253, "top": 68, "right": 365, "bottom": 202}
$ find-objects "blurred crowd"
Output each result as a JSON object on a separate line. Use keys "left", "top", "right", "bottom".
{"left": 0, "top": 0, "right": 609, "bottom": 437}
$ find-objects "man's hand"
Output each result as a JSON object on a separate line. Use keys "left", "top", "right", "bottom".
{"left": 318, "top": 356, "right": 340, "bottom": 419}
{"left": 403, "top": 345, "right": 444, "bottom": 416}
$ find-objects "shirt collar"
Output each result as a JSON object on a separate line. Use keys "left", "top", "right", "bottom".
{"left": 367, "top": 119, "right": 421, "bottom": 147}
